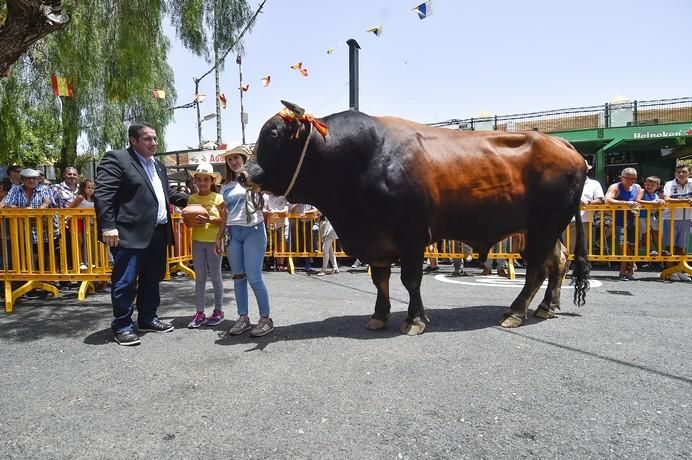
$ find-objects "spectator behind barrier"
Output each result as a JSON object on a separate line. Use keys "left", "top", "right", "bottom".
{"left": 605, "top": 167, "right": 642, "bottom": 281}
{"left": 661, "top": 164, "right": 692, "bottom": 281}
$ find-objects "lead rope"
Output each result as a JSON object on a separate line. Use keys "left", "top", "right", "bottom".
{"left": 282, "top": 123, "right": 313, "bottom": 198}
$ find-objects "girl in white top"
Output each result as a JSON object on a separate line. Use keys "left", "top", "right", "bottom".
{"left": 216, "top": 146, "right": 273, "bottom": 337}
{"left": 69, "top": 179, "right": 95, "bottom": 270}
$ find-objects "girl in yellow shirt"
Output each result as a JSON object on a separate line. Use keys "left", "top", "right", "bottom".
{"left": 187, "top": 163, "right": 227, "bottom": 328}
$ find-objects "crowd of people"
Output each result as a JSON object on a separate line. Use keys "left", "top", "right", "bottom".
{"left": 0, "top": 164, "right": 96, "bottom": 274}
{"left": 2, "top": 124, "right": 690, "bottom": 346}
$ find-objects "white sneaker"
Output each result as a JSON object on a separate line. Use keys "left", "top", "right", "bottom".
{"left": 668, "top": 272, "right": 681, "bottom": 281}
{"left": 678, "top": 273, "right": 692, "bottom": 282}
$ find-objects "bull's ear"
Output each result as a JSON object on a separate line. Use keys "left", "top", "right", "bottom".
{"left": 280, "top": 100, "right": 305, "bottom": 117}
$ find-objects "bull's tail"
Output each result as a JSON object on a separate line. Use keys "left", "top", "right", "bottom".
{"left": 571, "top": 207, "right": 590, "bottom": 306}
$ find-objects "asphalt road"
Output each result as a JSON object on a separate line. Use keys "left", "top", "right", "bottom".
{"left": 0, "top": 264, "right": 690, "bottom": 459}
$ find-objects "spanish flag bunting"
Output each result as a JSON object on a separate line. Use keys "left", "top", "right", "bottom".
{"left": 366, "top": 25, "right": 383, "bottom": 37}
{"left": 412, "top": 1, "right": 433, "bottom": 20}
{"left": 194, "top": 93, "right": 206, "bottom": 102}
{"left": 152, "top": 89, "right": 166, "bottom": 99}
{"left": 239, "top": 84, "right": 249, "bottom": 92}
{"left": 261, "top": 75, "right": 271, "bottom": 87}
{"left": 218, "top": 93, "right": 227, "bottom": 109}
{"left": 51, "top": 74, "right": 73, "bottom": 97}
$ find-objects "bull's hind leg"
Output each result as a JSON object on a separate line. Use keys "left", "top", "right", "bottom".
{"left": 367, "top": 265, "right": 392, "bottom": 330}
{"left": 501, "top": 232, "right": 556, "bottom": 328}
{"left": 399, "top": 250, "right": 428, "bottom": 336}
{"left": 534, "top": 240, "right": 568, "bottom": 320}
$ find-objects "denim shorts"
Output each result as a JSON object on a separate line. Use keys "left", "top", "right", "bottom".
{"left": 615, "top": 225, "right": 636, "bottom": 247}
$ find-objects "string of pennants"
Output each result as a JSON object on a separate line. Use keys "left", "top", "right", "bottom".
{"left": 201, "top": 0, "right": 431, "bottom": 108}
{"left": 50, "top": 1, "right": 432, "bottom": 103}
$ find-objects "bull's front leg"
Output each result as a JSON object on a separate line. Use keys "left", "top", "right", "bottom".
{"left": 399, "top": 249, "right": 428, "bottom": 336}
{"left": 367, "top": 265, "right": 392, "bottom": 330}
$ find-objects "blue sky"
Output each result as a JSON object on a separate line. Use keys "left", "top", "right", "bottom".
{"left": 163, "top": 0, "right": 692, "bottom": 151}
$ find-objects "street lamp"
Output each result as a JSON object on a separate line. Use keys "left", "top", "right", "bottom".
{"left": 198, "top": 113, "right": 217, "bottom": 149}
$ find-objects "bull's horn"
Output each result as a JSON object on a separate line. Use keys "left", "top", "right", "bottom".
{"left": 280, "top": 100, "right": 305, "bottom": 117}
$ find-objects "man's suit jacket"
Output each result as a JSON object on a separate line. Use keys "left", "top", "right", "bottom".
{"left": 94, "top": 147, "right": 188, "bottom": 249}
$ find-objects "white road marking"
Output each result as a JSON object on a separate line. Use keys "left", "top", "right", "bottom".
{"left": 434, "top": 274, "right": 603, "bottom": 289}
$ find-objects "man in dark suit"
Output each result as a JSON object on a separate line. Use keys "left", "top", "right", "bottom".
{"left": 95, "top": 122, "right": 188, "bottom": 346}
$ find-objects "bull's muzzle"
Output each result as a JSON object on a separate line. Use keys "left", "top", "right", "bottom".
{"left": 236, "top": 170, "right": 261, "bottom": 192}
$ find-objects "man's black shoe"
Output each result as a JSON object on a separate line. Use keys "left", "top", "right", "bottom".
{"left": 114, "top": 330, "right": 141, "bottom": 346}
{"left": 138, "top": 319, "right": 174, "bottom": 333}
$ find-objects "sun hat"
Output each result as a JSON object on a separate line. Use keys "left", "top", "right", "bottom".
{"left": 220, "top": 145, "right": 252, "bottom": 161}
{"left": 191, "top": 162, "right": 222, "bottom": 184}
{"left": 20, "top": 168, "right": 40, "bottom": 178}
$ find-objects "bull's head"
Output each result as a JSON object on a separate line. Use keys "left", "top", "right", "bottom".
{"left": 238, "top": 100, "right": 328, "bottom": 199}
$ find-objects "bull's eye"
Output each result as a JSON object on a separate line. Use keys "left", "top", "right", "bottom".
{"left": 270, "top": 128, "right": 279, "bottom": 139}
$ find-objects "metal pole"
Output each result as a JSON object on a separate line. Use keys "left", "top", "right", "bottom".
{"left": 346, "top": 39, "right": 360, "bottom": 111}
{"left": 237, "top": 55, "right": 246, "bottom": 144}
{"left": 195, "top": 78, "right": 202, "bottom": 148}
{"left": 214, "top": 10, "right": 222, "bottom": 146}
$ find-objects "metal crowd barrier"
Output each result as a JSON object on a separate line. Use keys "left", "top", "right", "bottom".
{"left": 0, "top": 209, "right": 193, "bottom": 313}
{"left": 3, "top": 204, "right": 689, "bottom": 312}
{"left": 166, "top": 213, "right": 194, "bottom": 279}
{"left": 263, "top": 203, "right": 691, "bottom": 280}
{"left": 264, "top": 212, "right": 348, "bottom": 274}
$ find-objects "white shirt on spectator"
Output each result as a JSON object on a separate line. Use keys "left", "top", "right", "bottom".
{"left": 662, "top": 178, "right": 692, "bottom": 221}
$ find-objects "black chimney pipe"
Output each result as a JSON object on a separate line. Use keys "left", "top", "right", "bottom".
{"left": 347, "top": 39, "right": 360, "bottom": 111}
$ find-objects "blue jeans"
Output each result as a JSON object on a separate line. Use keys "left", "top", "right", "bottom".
{"left": 110, "top": 225, "right": 167, "bottom": 333}
{"left": 227, "top": 223, "right": 270, "bottom": 317}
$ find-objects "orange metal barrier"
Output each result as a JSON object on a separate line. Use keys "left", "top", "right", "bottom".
{"left": 264, "top": 204, "right": 691, "bottom": 280}
{"left": 562, "top": 202, "right": 691, "bottom": 280}
{"left": 0, "top": 209, "right": 192, "bottom": 313}
{"left": 166, "top": 214, "right": 194, "bottom": 280}
{"left": 2, "top": 204, "right": 687, "bottom": 312}
{"left": 264, "top": 212, "right": 347, "bottom": 274}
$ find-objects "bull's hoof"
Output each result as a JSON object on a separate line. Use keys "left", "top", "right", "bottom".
{"left": 500, "top": 313, "right": 524, "bottom": 328}
{"left": 366, "top": 318, "right": 387, "bottom": 330}
{"left": 534, "top": 307, "right": 556, "bottom": 320}
{"left": 400, "top": 317, "right": 426, "bottom": 335}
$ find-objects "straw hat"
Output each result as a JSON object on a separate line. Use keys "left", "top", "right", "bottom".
{"left": 191, "top": 162, "right": 221, "bottom": 184}
{"left": 220, "top": 145, "right": 252, "bottom": 161}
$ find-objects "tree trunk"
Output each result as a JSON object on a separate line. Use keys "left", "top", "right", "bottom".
{"left": 0, "top": 0, "right": 68, "bottom": 76}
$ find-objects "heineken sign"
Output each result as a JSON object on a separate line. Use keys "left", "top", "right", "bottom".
{"left": 632, "top": 126, "right": 692, "bottom": 139}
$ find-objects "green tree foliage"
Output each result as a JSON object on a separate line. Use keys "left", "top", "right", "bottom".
{"left": 0, "top": 0, "right": 176, "bottom": 173}
{"left": 0, "top": 51, "right": 62, "bottom": 166}
{"left": 168, "top": 0, "right": 252, "bottom": 64}
{"left": 0, "top": 0, "right": 254, "bottom": 174}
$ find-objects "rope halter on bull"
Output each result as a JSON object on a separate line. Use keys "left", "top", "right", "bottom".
{"left": 278, "top": 106, "right": 329, "bottom": 198}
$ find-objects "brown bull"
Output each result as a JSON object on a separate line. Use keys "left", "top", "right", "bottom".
{"left": 240, "top": 101, "right": 589, "bottom": 334}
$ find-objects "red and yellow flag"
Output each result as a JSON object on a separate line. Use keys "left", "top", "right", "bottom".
{"left": 218, "top": 93, "right": 227, "bottom": 109}
{"left": 261, "top": 75, "right": 271, "bottom": 87}
{"left": 152, "top": 89, "right": 166, "bottom": 99}
{"left": 51, "top": 74, "right": 73, "bottom": 97}
{"left": 239, "top": 84, "right": 249, "bottom": 92}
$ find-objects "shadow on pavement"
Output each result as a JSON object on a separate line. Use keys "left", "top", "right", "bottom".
{"left": 210, "top": 305, "right": 517, "bottom": 349}
{"left": 0, "top": 302, "right": 111, "bottom": 343}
